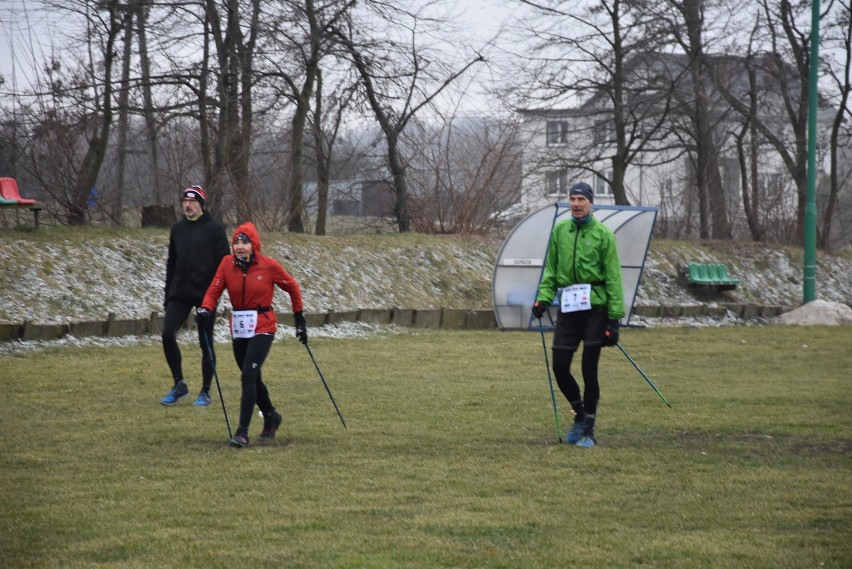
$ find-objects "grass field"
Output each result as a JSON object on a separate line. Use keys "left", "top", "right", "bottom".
{"left": 1, "top": 326, "right": 850, "bottom": 568}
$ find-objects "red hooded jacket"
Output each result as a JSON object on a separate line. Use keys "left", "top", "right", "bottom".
{"left": 201, "top": 221, "right": 304, "bottom": 336}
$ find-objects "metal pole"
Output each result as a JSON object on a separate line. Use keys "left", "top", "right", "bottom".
{"left": 202, "top": 329, "right": 232, "bottom": 438}
{"left": 803, "top": 0, "right": 821, "bottom": 303}
{"left": 304, "top": 343, "right": 347, "bottom": 428}
{"left": 616, "top": 343, "right": 672, "bottom": 408}
{"left": 537, "top": 318, "right": 563, "bottom": 442}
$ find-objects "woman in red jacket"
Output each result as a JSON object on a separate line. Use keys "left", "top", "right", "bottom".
{"left": 196, "top": 221, "right": 307, "bottom": 448}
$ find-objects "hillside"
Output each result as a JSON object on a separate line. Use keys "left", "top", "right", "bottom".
{"left": 2, "top": 227, "right": 851, "bottom": 326}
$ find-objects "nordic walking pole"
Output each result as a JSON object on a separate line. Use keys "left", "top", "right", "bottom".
{"left": 202, "top": 329, "right": 233, "bottom": 438}
{"left": 304, "top": 343, "right": 347, "bottom": 428}
{"left": 616, "top": 343, "right": 672, "bottom": 408}
{"left": 537, "top": 317, "right": 563, "bottom": 442}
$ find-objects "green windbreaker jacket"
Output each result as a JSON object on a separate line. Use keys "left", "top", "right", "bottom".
{"left": 535, "top": 216, "right": 626, "bottom": 320}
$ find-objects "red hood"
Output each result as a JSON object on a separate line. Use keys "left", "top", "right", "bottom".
{"left": 232, "top": 221, "right": 262, "bottom": 255}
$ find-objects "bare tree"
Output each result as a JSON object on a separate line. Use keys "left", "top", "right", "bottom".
{"left": 732, "top": 77, "right": 765, "bottom": 241}
{"left": 507, "top": 0, "right": 677, "bottom": 207}
{"left": 332, "top": 2, "right": 484, "bottom": 232}
{"left": 711, "top": 0, "right": 819, "bottom": 243}
{"left": 644, "top": 0, "right": 734, "bottom": 239}
{"left": 310, "top": 66, "right": 358, "bottom": 235}
{"left": 820, "top": 0, "right": 852, "bottom": 250}
{"left": 134, "top": 1, "right": 163, "bottom": 205}
{"left": 198, "top": 0, "right": 261, "bottom": 221}
{"left": 114, "top": 1, "right": 136, "bottom": 224}
{"left": 261, "top": 0, "right": 355, "bottom": 233}
{"left": 40, "top": 0, "right": 131, "bottom": 225}
{"left": 407, "top": 113, "right": 522, "bottom": 233}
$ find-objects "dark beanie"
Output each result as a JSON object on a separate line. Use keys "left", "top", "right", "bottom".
{"left": 569, "top": 182, "right": 594, "bottom": 203}
{"left": 182, "top": 185, "right": 206, "bottom": 208}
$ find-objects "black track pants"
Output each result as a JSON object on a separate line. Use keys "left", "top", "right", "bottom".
{"left": 162, "top": 300, "right": 216, "bottom": 389}
{"left": 232, "top": 334, "right": 276, "bottom": 436}
{"left": 552, "top": 344, "right": 602, "bottom": 416}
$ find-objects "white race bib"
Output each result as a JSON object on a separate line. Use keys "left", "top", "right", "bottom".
{"left": 560, "top": 284, "right": 592, "bottom": 313}
{"left": 231, "top": 310, "right": 258, "bottom": 339}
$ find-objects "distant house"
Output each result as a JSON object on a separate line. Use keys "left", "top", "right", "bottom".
{"left": 514, "top": 52, "right": 836, "bottom": 237}
{"left": 517, "top": 107, "right": 617, "bottom": 213}
{"left": 306, "top": 179, "right": 395, "bottom": 218}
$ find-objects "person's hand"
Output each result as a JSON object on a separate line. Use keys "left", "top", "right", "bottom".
{"left": 294, "top": 311, "right": 308, "bottom": 345}
{"left": 603, "top": 319, "right": 620, "bottom": 346}
{"left": 531, "top": 301, "right": 548, "bottom": 319}
{"left": 195, "top": 307, "right": 212, "bottom": 326}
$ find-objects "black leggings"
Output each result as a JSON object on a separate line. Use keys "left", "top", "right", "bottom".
{"left": 162, "top": 300, "right": 216, "bottom": 388}
{"left": 552, "top": 345, "right": 601, "bottom": 416}
{"left": 233, "top": 334, "right": 276, "bottom": 436}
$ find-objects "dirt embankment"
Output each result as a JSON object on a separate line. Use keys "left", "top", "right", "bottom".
{"left": 0, "top": 231, "right": 850, "bottom": 326}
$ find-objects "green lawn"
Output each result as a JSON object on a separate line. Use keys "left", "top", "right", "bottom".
{"left": 1, "top": 326, "right": 850, "bottom": 568}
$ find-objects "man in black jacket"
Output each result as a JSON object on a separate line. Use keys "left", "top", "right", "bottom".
{"left": 160, "top": 185, "right": 230, "bottom": 406}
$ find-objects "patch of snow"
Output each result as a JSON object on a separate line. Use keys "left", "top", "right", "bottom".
{"left": 779, "top": 299, "right": 852, "bottom": 326}
{"left": 2, "top": 232, "right": 852, "bottom": 337}
{"left": 0, "top": 321, "right": 408, "bottom": 356}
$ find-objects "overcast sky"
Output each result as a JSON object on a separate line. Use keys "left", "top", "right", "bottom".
{"left": 0, "top": 0, "right": 520, "bottom": 90}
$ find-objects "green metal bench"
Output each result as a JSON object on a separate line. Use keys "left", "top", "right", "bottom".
{"left": 687, "top": 262, "right": 739, "bottom": 291}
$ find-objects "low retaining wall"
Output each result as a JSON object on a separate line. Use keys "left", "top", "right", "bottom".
{"left": 0, "top": 304, "right": 790, "bottom": 343}
{"left": 0, "top": 308, "right": 498, "bottom": 343}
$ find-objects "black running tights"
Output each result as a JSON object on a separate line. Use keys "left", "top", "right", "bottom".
{"left": 552, "top": 345, "right": 602, "bottom": 416}
{"left": 162, "top": 300, "right": 215, "bottom": 389}
{"left": 232, "top": 334, "right": 276, "bottom": 435}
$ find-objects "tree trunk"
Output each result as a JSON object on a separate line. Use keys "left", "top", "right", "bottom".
{"left": 610, "top": 2, "right": 630, "bottom": 206}
{"left": 313, "top": 69, "right": 328, "bottom": 236}
{"left": 199, "top": 7, "right": 213, "bottom": 194}
{"left": 69, "top": 1, "right": 123, "bottom": 226}
{"left": 682, "top": 0, "right": 729, "bottom": 239}
{"left": 135, "top": 2, "right": 161, "bottom": 205}
{"left": 387, "top": 133, "right": 410, "bottom": 232}
{"left": 287, "top": 80, "right": 312, "bottom": 233}
{"left": 735, "top": 120, "right": 762, "bottom": 241}
{"left": 114, "top": 7, "right": 134, "bottom": 226}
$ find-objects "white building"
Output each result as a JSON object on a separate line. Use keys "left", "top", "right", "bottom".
{"left": 513, "top": 52, "right": 837, "bottom": 240}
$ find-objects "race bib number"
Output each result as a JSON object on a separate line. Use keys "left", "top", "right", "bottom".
{"left": 560, "top": 284, "right": 592, "bottom": 313}
{"left": 231, "top": 310, "right": 258, "bottom": 339}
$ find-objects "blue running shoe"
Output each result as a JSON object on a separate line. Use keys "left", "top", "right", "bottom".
{"left": 573, "top": 414, "right": 597, "bottom": 447}
{"left": 563, "top": 419, "right": 585, "bottom": 444}
{"left": 193, "top": 390, "right": 212, "bottom": 407}
{"left": 575, "top": 436, "right": 596, "bottom": 448}
{"left": 160, "top": 380, "right": 189, "bottom": 406}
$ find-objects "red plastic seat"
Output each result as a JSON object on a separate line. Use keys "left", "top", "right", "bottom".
{"left": 0, "top": 177, "right": 37, "bottom": 204}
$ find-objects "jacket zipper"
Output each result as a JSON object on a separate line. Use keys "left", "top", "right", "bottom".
{"left": 571, "top": 223, "right": 580, "bottom": 284}
{"left": 241, "top": 267, "right": 247, "bottom": 309}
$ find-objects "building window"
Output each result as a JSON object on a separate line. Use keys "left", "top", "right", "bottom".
{"left": 595, "top": 172, "right": 613, "bottom": 195}
{"left": 593, "top": 121, "right": 616, "bottom": 145}
{"left": 546, "top": 170, "right": 569, "bottom": 195}
{"left": 546, "top": 121, "right": 569, "bottom": 145}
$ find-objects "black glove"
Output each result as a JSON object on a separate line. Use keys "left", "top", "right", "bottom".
{"left": 531, "top": 301, "right": 548, "bottom": 319}
{"left": 195, "top": 307, "right": 212, "bottom": 326}
{"left": 294, "top": 311, "right": 308, "bottom": 345}
{"left": 603, "top": 319, "right": 619, "bottom": 347}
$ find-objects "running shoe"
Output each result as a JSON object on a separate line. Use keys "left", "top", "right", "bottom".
{"left": 260, "top": 410, "right": 283, "bottom": 439}
{"left": 563, "top": 418, "right": 585, "bottom": 444}
{"left": 193, "top": 390, "right": 212, "bottom": 407}
{"left": 575, "top": 435, "right": 596, "bottom": 448}
{"left": 160, "top": 380, "right": 189, "bottom": 406}
{"left": 229, "top": 434, "right": 250, "bottom": 448}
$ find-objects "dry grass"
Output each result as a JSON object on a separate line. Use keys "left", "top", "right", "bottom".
{"left": 1, "top": 326, "right": 851, "bottom": 568}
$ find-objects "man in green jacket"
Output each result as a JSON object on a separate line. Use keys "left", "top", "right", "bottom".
{"left": 532, "top": 182, "right": 624, "bottom": 448}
